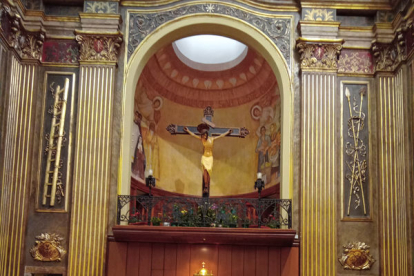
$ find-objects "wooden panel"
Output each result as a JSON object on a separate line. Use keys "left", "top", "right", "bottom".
{"left": 126, "top": 243, "right": 140, "bottom": 276}
{"left": 268, "top": 247, "right": 281, "bottom": 276}
{"left": 106, "top": 238, "right": 299, "bottom": 276}
{"left": 217, "top": 245, "right": 232, "bottom": 275}
{"left": 256, "top": 246, "right": 269, "bottom": 275}
{"left": 138, "top": 243, "right": 152, "bottom": 276}
{"left": 244, "top": 246, "right": 256, "bottom": 275}
{"left": 107, "top": 241, "right": 127, "bottom": 276}
{"left": 152, "top": 243, "right": 165, "bottom": 270}
{"left": 164, "top": 244, "right": 177, "bottom": 276}
{"left": 280, "top": 247, "right": 299, "bottom": 276}
{"left": 190, "top": 244, "right": 218, "bottom": 276}
{"left": 176, "top": 244, "right": 191, "bottom": 276}
{"left": 231, "top": 246, "right": 244, "bottom": 276}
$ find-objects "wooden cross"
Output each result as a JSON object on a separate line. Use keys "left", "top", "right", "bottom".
{"left": 166, "top": 106, "right": 249, "bottom": 138}
{"left": 166, "top": 106, "right": 249, "bottom": 198}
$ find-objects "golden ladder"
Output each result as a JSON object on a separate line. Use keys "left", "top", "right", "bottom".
{"left": 42, "top": 78, "right": 69, "bottom": 207}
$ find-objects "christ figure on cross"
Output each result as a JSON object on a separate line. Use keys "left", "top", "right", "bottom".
{"left": 184, "top": 124, "right": 232, "bottom": 197}
{"left": 166, "top": 106, "right": 249, "bottom": 197}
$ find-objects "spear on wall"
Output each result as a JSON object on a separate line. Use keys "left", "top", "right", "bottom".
{"left": 345, "top": 87, "right": 367, "bottom": 215}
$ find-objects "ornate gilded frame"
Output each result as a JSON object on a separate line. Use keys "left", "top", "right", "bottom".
{"left": 340, "top": 80, "right": 373, "bottom": 221}
{"left": 35, "top": 71, "right": 76, "bottom": 213}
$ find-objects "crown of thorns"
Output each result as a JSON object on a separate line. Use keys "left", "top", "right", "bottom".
{"left": 197, "top": 123, "right": 210, "bottom": 134}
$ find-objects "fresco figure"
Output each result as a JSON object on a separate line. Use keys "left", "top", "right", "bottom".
{"left": 184, "top": 124, "right": 232, "bottom": 197}
{"left": 131, "top": 111, "right": 146, "bottom": 180}
{"left": 256, "top": 125, "right": 271, "bottom": 182}
{"left": 268, "top": 123, "right": 281, "bottom": 179}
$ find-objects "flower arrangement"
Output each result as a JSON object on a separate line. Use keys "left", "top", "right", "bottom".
{"left": 151, "top": 216, "right": 162, "bottom": 226}
{"left": 266, "top": 215, "right": 281, "bottom": 229}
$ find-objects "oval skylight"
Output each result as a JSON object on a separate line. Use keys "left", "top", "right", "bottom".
{"left": 173, "top": 35, "right": 248, "bottom": 71}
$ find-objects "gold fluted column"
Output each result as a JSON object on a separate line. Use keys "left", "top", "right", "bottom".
{"left": 68, "top": 31, "right": 122, "bottom": 276}
{"left": 297, "top": 38, "right": 343, "bottom": 276}
{"left": 372, "top": 39, "right": 412, "bottom": 275}
{"left": 0, "top": 2, "right": 44, "bottom": 275}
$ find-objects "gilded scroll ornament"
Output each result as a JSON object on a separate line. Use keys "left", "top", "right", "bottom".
{"left": 0, "top": 2, "right": 45, "bottom": 60}
{"left": 296, "top": 41, "right": 343, "bottom": 70}
{"left": 345, "top": 86, "right": 367, "bottom": 215}
{"left": 303, "top": 8, "right": 335, "bottom": 21}
{"left": 30, "top": 233, "right": 66, "bottom": 262}
{"left": 75, "top": 32, "right": 123, "bottom": 62}
{"left": 339, "top": 242, "right": 375, "bottom": 270}
{"left": 372, "top": 32, "right": 406, "bottom": 72}
{"left": 127, "top": 4, "right": 291, "bottom": 68}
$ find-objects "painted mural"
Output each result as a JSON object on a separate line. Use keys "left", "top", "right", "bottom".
{"left": 131, "top": 45, "right": 281, "bottom": 197}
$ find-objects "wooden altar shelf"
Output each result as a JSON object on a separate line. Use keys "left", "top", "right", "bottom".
{"left": 112, "top": 225, "right": 296, "bottom": 247}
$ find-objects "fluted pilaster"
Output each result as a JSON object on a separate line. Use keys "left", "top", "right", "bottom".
{"left": 297, "top": 37, "right": 343, "bottom": 276}
{"left": 67, "top": 30, "right": 122, "bottom": 276}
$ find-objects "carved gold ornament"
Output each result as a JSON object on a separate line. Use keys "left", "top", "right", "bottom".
{"left": 30, "top": 233, "right": 66, "bottom": 262}
{"left": 75, "top": 31, "right": 123, "bottom": 62}
{"left": 0, "top": 2, "right": 45, "bottom": 60}
{"left": 339, "top": 242, "right": 375, "bottom": 270}
{"left": 372, "top": 30, "right": 406, "bottom": 72}
{"left": 297, "top": 40, "right": 343, "bottom": 70}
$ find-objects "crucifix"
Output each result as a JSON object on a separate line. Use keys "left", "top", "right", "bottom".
{"left": 166, "top": 106, "right": 249, "bottom": 198}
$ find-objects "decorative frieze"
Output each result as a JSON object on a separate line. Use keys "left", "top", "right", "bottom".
{"left": 338, "top": 50, "right": 374, "bottom": 74}
{"left": 84, "top": 1, "right": 119, "bottom": 13}
{"left": 296, "top": 38, "right": 343, "bottom": 70}
{"left": 302, "top": 8, "right": 335, "bottom": 21}
{"left": 75, "top": 31, "right": 123, "bottom": 63}
{"left": 127, "top": 4, "right": 291, "bottom": 68}
{"left": 42, "top": 40, "right": 79, "bottom": 63}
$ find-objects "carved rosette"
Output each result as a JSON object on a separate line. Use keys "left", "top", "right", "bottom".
{"left": 30, "top": 233, "right": 67, "bottom": 262}
{"left": 75, "top": 31, "right": 123, "bottom": 63}
{"left": 338, "top": 242, "right": 375, "bottom": 270}
{"left": 371, "top": 31, "right": 406, "bottom": 72}
{"left": 296, "top": 40, "right": 343, "bottom": 70}
{"left": 0, "top": 2, "right": 45, "bottom": 60}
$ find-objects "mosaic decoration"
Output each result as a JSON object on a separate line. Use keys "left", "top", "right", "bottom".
{"left": 128, "top": 3, "right": 291, "bottom": 68}
{"left": 338, "top": 50, "right": 374, "bottom": 74}
{"left": 84, "top": 1, "right": 119, "bottom": 13}
{"left": 339, "top": 242, "right": 375, "bottom": 270}
{"left": 343, "top": 83, "right": 369, "bottom": 218}
{"left": 30, "top": 233, "right": 66, "bottom": 262}
{"left": 302, "top": 8, "right": 335, "bottom": 21}
{"left": 42, "top": 40, "right": 79, "bottom": 63}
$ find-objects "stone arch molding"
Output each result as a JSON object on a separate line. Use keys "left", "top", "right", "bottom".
{"left": 121, "top": 2, "right": 294, "bottom": 199}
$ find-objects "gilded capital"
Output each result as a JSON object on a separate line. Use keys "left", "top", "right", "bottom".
{"left": 0, "top": 2, "right": 45, "bottom": 60}
{"left": 296, "top": 38, "right": 343, "bottom": 70}
{"left": 75, "top": 31, "right": 123, "bottom": 63}
{"left": 371, "top": 34, "right": 406, "bottom": 72}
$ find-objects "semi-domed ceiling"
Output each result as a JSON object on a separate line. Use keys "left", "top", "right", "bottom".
{"left": 137, "top": 36, "right": 278, "bottom": 109}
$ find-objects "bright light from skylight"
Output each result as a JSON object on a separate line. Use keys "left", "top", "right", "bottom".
{"left": 173, "top": 35, "right": 248, "bottom": 71}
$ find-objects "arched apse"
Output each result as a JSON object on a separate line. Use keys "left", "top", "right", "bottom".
{"left": 121, "top": 13, "right": 294, "bottom": 200}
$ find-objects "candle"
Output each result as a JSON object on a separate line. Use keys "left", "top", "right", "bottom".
{"left": 148, "top": 169, "right": 153, "bottom": 176}
{"left": 257, "top": 172, "right": 262, "bottom": 179}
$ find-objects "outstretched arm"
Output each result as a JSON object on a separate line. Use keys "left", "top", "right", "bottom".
{"left": 183, "top": 127, "right": 201, "bottom": 139}
{"left": 213, "top": 129, "right": 232, "bottom": 140}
